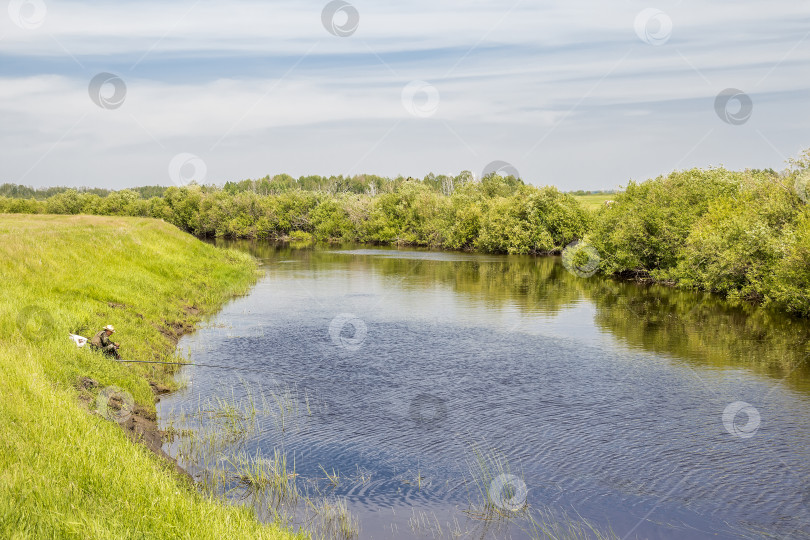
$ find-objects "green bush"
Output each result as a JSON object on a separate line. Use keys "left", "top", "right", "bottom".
{"left": 672, "top": 187, "right": 795, "bottom": 301}
{"left": 310, "top": 198, "right": 353, "bottom": 241}
{"left": 588, "top": 167, "right": 744, "bottom": 275}
{"left": 768, "top": 211, "right": 810, "bottom": 316}
{"left": 476, "top": 187, "right": 587, "bottom": 254}
{"left": 587, "top": 158, "right": 810, "bottom": 316}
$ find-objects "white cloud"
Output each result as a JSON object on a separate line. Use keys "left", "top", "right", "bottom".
{"left": 0, "top": 0, "right": 809, "bottom": 188}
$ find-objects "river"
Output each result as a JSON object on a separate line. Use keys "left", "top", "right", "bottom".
{"left": 157, "top": 241, "right": 810, "bottom": 539}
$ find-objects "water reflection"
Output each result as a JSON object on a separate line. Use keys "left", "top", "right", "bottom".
{"left": 220, "top": 239, "right": 810, "bottom": 389}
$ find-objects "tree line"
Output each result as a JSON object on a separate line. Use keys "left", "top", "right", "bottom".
{"left": 2, "top": 153, "right": 809, "bottom": 317}
{"left": 0, "top": 173, "right": 588, "bottom": 255}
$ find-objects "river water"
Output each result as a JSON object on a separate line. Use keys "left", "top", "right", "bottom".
{"left": 158, "top": 241, "right": 810, "bottom": 539}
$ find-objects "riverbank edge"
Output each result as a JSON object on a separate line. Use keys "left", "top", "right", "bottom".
{"left": 74, "top": 254, "right": 263, "bottom": 485}
{"left": 0, "top": 214, "right": 303, "bottom": 539}
{"left": 101, "top": 248, "right": 263, "bottom": 485}
{"left": 81, "top": 327, "right": 203, "bottom": 483}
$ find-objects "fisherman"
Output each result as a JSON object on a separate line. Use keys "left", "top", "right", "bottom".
{"left": 90, "top": 324, "right": 121, "bottom": 359}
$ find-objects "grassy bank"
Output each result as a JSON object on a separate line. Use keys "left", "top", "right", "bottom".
{"left": 0, "top": 215, "right": 301, "bottom": 539}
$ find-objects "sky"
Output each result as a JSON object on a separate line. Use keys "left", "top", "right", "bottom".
{"left": 0, "top": 0, "right": 808, "bottom": 190}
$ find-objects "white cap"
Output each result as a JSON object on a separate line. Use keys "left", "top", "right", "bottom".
{"left": 104, "top": 325, "right": 115, "bottom": 332}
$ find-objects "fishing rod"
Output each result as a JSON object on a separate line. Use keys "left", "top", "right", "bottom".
{"left": 114, "top": 358, "right": 279, "bottom": 375}
{"left": 70, "top": 335, "right": 284, "bottom": 376}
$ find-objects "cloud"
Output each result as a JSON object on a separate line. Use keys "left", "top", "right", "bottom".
{"left": 1, "top": 0, "right": 809, "bottom": 188}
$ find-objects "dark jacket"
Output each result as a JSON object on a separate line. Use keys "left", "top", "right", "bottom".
{"left": 91, "top": 330, "right": 117, "bottom": 352}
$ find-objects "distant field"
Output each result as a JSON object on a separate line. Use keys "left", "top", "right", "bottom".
{"left": 572, "top": 193, "right": 616, "bottom": 210}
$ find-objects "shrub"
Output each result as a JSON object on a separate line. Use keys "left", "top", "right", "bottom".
{"left": 768, "top": 210, "right": 810, "bottom": 316}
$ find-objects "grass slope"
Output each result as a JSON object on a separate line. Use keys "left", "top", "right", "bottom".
{"left": 0, "top": 215, "right": 301, "bottom": 539}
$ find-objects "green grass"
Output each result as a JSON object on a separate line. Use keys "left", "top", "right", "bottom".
{"left": 0, "top": 214, "right": 304, "bottom": 539}
{"left": 571, "top": 193, "right": 615, "bottom": 211}
{"left": 461, "top": 442, "right": 617, "bottom": 539}
{"left": 306, "top": 497, "right": 359, "bottom": 540}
